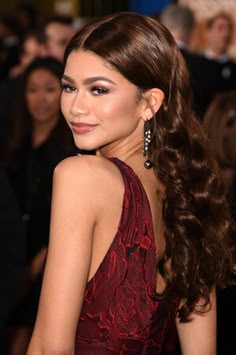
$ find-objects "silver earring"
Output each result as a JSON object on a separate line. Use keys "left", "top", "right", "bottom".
{"left": 143, "top": 120, "right": 153, "bottom": 169}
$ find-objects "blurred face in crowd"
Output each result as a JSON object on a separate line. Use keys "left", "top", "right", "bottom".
{"left": 45, "top": 22, "right": 75, "bottom": 62}
{"left": 0, "top": 21, "right": 14, "bottom": 39}
{"left": 206, "top": 15, "right": 233, "bottom": 56}
{"left": 21, "top": 36, "right": 47, "bottom": 69}
{"left": 26, "top": 68, "right": 61, "bottom": 125}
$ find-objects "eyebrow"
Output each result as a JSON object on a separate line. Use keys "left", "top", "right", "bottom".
{"left": 62, "top": 74, "right": 116, "bottom": 85}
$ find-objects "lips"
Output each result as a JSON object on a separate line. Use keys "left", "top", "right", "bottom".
{"left": 70, "top": 122, "right": 97, "bottom": 134}
{"left": 32, "top": 106, "right": 50, "bottom": 114}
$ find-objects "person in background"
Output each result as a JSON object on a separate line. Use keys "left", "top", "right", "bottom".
{"left": 9, "top": 28, "right": 47, "bottom": 78}
{"left": 44, "top": 15, "right": 75, "bottom": 62}
{"left": 0, "top": 16, "right": 20, "bottom": 81}
{"left": 27, "top": 12, "right": 235, "bottom": 354}
{"left": 14, "top": 3, "right": 39, "bottom": 40}
{"left": 2, "top": 57, "right": 75, "bottom": 355}
{"left": 203, "top": 91, "right": 236, "bottom": 220}
{"left": 203, "top": 91, "right": 236, "bottom": 355}
{"left": 201, "top": 12, "right": 236, "bottom": 114}
{"left": 0, "top": 27, "right": 47, "bottom": 155}
{"left": 204, "top": 12, "right": 234, "bottom": 62}
{"left": 0, "top": 167, "right": 26, "bottom": 354}
{"left": 159, "top": 3, "right": 195, "bottom": 52}
{"left": 160, "top": 5, "right": 236, "bottom": 119}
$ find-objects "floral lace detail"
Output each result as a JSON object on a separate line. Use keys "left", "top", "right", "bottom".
{"left": 75, "top": 158, "right": 179, "bottom": 354}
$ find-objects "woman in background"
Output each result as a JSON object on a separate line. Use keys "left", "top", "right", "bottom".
{"left": 204, "top": 91, "right": 236, "bottom": 355}
{"left": 204, "top": 91, "right": 236, "bottom": 217}
{"left": 2, "top": 56, "right": 75, "bottom": 355}
{"left": 28, "top": 13, "right": 235, "bottom": 354}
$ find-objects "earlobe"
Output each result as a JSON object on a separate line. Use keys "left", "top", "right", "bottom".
{"left": 142, "top": 88, "right": 165, "bottom": 120}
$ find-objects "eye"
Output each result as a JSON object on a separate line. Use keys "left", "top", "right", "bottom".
{"left": 61, "top": 83, "right": 76, "bottom": 93}
{"left": 27, "top": 87, "right": 37, "bottom": 93}
{"left": 91, "top": 86, "right": 109, "bottom": 96}
{"left": 47, "top": 87, "right": 57, "bottom": 92}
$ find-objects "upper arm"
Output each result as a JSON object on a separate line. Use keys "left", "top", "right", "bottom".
{"left": 27, "top": 156, "right": 102, "bottom": 354}
{"left": 176, "top": 290, "right": 217, "bottom": 355}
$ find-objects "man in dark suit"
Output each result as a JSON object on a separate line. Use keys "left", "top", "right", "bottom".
{"left": 159, "top": 4, "right": 236, "bottom": 119}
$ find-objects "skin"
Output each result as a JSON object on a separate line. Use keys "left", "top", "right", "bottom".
{"left": 10, "top": 37, "right": 47, "bottom": 78}
{"left": 21, "top": 37, "right": 47, "bottom": 69}
{"left": 27, "top": 50, "right": 216, "bottom": 355}
{"left": 177, "top": 291, "right": 216, "bottom": 355}
{"left": 26, "top": 68, "right": 61, "bottom": 147}
{"left": 206, "top": 16, "right": 233, "bottom": 58}
{"left": 45, "top": 22, "right": 75, "bottom": 62}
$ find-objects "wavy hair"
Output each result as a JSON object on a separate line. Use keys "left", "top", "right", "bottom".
{"left": 64, "top": 12, "right": 236, "bottom": 321}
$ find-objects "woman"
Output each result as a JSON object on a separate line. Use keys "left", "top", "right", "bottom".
{"left": 203, "top": 91, "right": 236, "bottom": 355}
{"left": 204, "top": 91, "right": 236, "bottom": 217}
{"left": 27, "top": 13, "right": 235, "bottom": 354}
{"left": 3, "top": 56, "right": 75, "bottom": 354}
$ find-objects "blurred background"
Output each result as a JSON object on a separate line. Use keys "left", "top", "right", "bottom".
{"left": 0, "top": 0, "right": 166, "bottom": 17}
{"left": 1, "top": 0, "right": 235, "bottom": 55}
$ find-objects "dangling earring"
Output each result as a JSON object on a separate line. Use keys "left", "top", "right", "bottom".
{"left": 143, "top": 120, "right": 153, "bottom": 169}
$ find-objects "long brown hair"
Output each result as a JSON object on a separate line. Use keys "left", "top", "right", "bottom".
{"left": 64, "top": 12, "right": 235, "bottom": 321}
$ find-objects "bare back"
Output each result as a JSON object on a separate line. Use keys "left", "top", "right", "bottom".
{"left": 88, "top": 156, "right": 165, "bottom": 285}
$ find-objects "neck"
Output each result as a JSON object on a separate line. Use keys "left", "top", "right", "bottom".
{"left": 97, "top": 118, "right": 144, "bottom": 162}
{"left": 32, "top": 118, "right": 58, "bottom": 148}
{"left": 98, "top": 135, "right": 143, "bottom": 161}
{"left": 173, "top": 34, "right": 189, "bottom": 49}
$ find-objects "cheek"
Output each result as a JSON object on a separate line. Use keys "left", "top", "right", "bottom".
{"left": 53, "top": 93, "right": 61, "bottom": 106}
{"left": 95, "top": 95, "right": 139, "bottom": 121}
{"left": 47, "top": 92, "right": 61, "bottom": 106}
{"left": 26, "top": 94, "right": 34, "bottom": 109}
{"left": 60, "top": 94, "right": 70, "bottom": 117}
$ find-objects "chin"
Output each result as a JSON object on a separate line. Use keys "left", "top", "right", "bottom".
{"left": 73, "top": 137, "right": 97, "bottom": 153}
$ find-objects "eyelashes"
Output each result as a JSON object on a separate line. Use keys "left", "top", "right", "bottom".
{"left": 91, "top": 86, "right": 109, "bottom": 96}
{"left": 61, "top": 83, "right": 110, "bottom": 96}
{"left": 61, "top": 83, "right": 76, "bottom": 93}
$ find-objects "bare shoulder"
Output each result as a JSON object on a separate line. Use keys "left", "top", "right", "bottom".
{"left": 54, "top": 155, "right": 104, "bottom": 177}
{"left": 54, "top": 155, "right": 122, "bottom": 181}
{"left": 53, "top": 155, "right": 124, "bottom": 199}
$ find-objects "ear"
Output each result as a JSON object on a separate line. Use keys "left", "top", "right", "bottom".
{"left": 141, "top": 88, "right": 165, "bottom": 120}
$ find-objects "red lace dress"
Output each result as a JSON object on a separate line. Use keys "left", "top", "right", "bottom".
{"left": 75, "top": 158, "right": 179, "bottom": 354}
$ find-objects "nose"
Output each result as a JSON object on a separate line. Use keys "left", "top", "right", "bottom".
{"left": 34, "top": 91, "right": 47, "bottom": 105}
{"left": 70, "top": 91, "right": 89, "bottom": 117}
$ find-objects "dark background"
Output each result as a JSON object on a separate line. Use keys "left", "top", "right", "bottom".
{"left": 0, "top": 0, "right": 175, "bottom": 18}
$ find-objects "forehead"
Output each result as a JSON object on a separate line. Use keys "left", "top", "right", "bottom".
{"left": 27, "top": 68, "right": 59, "bottom": 82}
{"left": 64, "top": 50, "right": 138, "bottom": 91}
{"left": 65, "top": 50, "right": 118, "bottom": 77}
